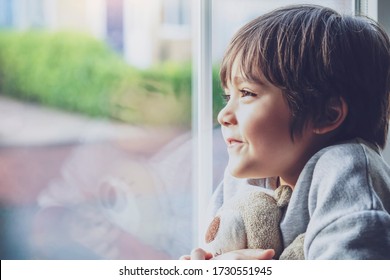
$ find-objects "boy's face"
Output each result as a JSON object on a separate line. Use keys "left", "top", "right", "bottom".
{"left": 218, "top": 59, "right": 319, "bottom": 186}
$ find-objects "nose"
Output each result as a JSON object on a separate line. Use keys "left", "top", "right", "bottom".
{"left": 217, "top": 102, "right": 237, "bottom": 127}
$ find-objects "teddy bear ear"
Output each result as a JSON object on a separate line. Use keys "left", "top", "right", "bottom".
{"left": 205, "top": 216, "right": 220, "bottom": 243}
{"left": 275, "top": 185, "right": 293, "bottom": 208}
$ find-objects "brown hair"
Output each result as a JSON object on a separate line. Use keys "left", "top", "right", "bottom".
{"left": 220, "top": 5, "right": 390, "bottom": 148}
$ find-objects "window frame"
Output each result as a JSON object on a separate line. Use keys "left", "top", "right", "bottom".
{"left": 191, "top": 0, "right": 213, "bottom": 247}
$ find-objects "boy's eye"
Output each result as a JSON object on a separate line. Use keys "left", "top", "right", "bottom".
{"left": 239, "top": 89, "right": 257, "bottom": 98}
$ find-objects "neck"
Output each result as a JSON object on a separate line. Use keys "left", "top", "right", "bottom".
{"left": 279, "top": 176, "right": 295, "bottom": 189}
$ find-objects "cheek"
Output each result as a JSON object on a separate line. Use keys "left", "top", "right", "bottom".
{"left": 243, "top": 109, "right": 292, "bottom": 147}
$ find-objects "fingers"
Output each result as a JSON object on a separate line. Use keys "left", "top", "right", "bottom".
{"left": 234, "top": 249, "right": 275, "bottom": 260}
{"left": 257, "top": 249, "right": 275, "bottom": 260}
{"left": 191, "top": 248, "right": 205, "bottom": 260}
{"left": 179, "top": 248, "right": 213, "bottom": 260}
{"left": 212, "top": 249, "right": 275, "bottom": 260}
{"left": 180, "top": 248, "right": 275, "bottom": 260}
{"left": 191, "top": 248, "right": 213, "bottom": 260}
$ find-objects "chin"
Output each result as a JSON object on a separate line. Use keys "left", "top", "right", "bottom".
{"left": 228, "top": 155, "right": 268, "bottom": 178}
{"left": 227, "top": 164, "right": 248, "bottom": 179}
{"left": 228, "top": 162, "right": 270, "bottom": 179}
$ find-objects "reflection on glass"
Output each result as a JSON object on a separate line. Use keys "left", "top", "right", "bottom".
{"left": 0, "top": 0, "right": 193, "bottom": 260}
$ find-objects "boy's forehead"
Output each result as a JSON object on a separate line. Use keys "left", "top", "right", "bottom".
{"left": 233, "top": 76, "right": 245, "bottom": 84}
{"left": 228, "top": 58, "right": 269, "bottom": 86}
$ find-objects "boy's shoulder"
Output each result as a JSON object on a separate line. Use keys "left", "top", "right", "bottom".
{"left": 300, "top": 138, "right": 390, "bottom": 212}
{"left": 310, "top": 138, "right": 388, "bottom": 173}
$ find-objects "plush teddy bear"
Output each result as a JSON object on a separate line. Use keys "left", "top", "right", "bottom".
{"left": 204, "top": 185, "right": 305, "bottom": 259}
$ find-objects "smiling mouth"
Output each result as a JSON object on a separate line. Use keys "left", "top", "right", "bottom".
{"left": 226, "top": 138, "right": 244, "bottom": 147}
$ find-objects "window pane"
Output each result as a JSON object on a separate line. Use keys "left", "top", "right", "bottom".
{"left": 0, "top": 0, "right": 192, "bottom": 259}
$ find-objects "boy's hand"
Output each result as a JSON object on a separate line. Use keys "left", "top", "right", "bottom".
{"left": 180, "top": 248, "right": 275, "bottom": 260}
{"left": 180, "top": 248, "right": 213, "bottom": 260}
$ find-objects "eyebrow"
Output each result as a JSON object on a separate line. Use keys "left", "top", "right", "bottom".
{"left": 232, "top": 75, "right": 268, "bottom": 87}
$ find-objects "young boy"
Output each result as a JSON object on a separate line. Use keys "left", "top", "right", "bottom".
{"left": 184, "top": 4, "right": 390, "bottom": 260}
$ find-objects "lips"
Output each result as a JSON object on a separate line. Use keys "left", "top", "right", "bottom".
{"left": 226, "top": 137, "right": 244, "bottom": 147}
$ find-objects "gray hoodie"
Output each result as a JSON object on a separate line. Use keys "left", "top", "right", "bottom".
{"left": 207, "top": 138, "right": 390, "bottom": 259}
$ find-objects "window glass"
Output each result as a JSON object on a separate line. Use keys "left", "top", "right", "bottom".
{"left": 0, "top": 0, "right": 192, "bottom": 260}
{"left": 2, "top": 0, "right": 388, "bottom": 261}
{"left": 0, "top": 1, "right": 13, "bottom": 27}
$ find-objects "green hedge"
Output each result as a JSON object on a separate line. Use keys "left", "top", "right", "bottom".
{"left": 0, "top": 31, "right": 132, "bottom": 117}
{"left": 0, "top": 31, "right": 224, "bottom": 127}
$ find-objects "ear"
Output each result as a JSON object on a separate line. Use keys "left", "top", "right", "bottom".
{"left": 313, "top": 96, "right": 348, "bottom": 135}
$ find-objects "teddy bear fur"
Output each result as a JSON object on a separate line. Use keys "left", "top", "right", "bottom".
{"left": 205, "top": 185, "right": 305, "bottom": 259}
{"left": 279, "top": 233, "right": 305, "bottom": 260}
